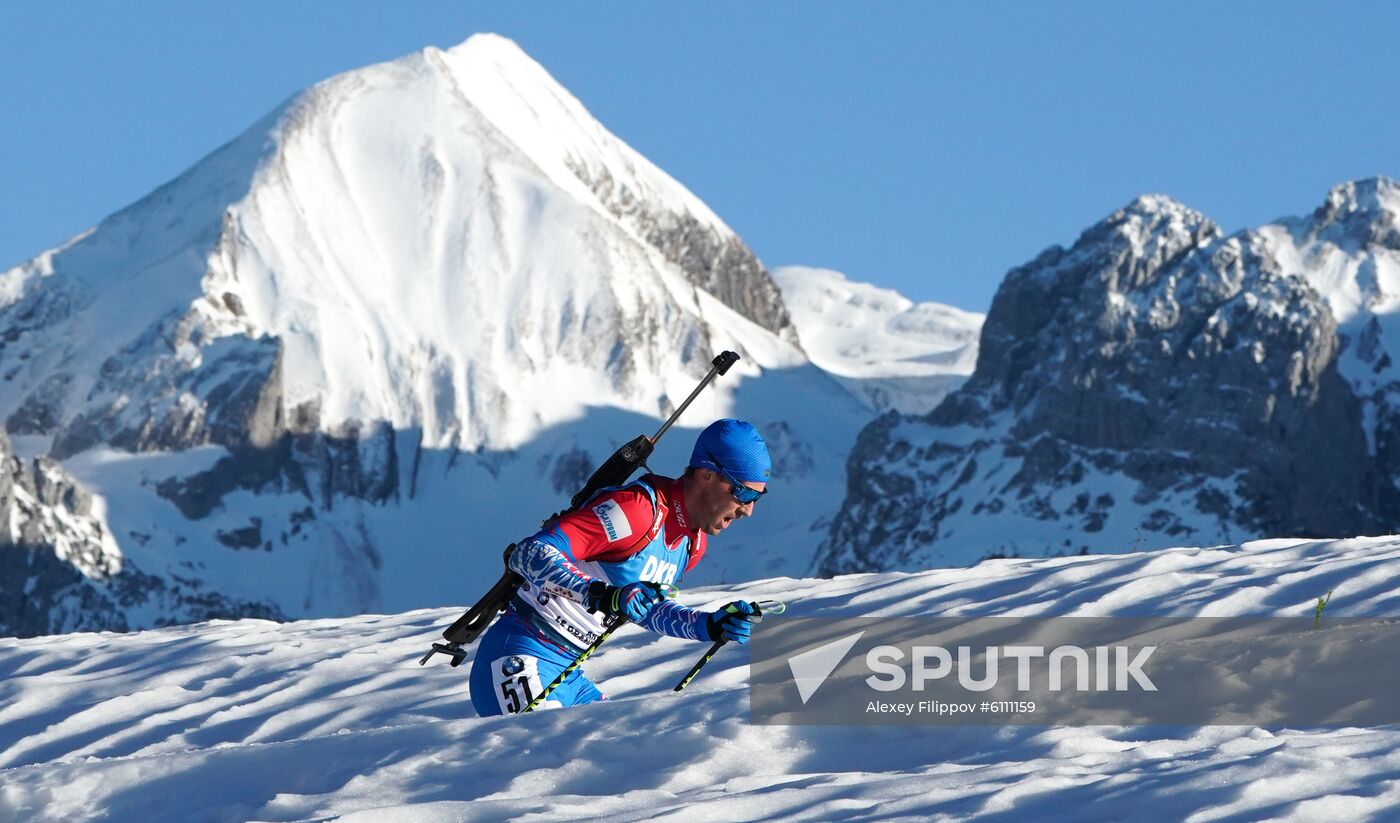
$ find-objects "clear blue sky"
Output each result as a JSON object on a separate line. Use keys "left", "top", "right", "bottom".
{"left": 3, "top": 2, "right": 1399, "bottom": 313}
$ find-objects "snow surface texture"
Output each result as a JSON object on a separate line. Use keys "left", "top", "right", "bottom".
{"left": 771, "top": 266, "right": 983, "bottom": 414}
{"left": 2, "top": 536, "right": 1398, "bottom": 821}
{"left": 0, "top": 34, "right": 941, "bottom": 635}
{"left": 820, "top": 179, "right": 1400, "bottom": 574}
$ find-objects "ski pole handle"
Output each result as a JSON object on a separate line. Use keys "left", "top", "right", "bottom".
{"left": 671, "top": 599, "right": 784, "bottom": 694}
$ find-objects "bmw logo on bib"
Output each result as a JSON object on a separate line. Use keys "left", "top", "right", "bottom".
{"left": 501, "top": 656, "right": 525, "bottom": 676}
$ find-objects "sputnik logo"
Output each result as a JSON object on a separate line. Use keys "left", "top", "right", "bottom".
{"left": 787, "top": 631, "right": 865, "bottom": 704}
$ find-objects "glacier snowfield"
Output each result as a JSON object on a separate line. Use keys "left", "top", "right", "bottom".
{"left": 3, "top": 536, "right": 1400, "bottom": 822}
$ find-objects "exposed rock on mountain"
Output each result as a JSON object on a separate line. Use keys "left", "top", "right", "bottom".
{"left": 0, "top": 431, "right": 282, "bottom": 636}
{"left": 820, "top": 182, "right": 1400, "bottom": 573}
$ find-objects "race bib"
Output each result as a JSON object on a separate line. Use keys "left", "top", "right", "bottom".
{"left": 488, "top": 654, "right": 561, "bottom": 714}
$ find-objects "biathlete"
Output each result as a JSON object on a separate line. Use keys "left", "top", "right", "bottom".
{"left": 469, "top": 418, "right": 770, "bottom": 715}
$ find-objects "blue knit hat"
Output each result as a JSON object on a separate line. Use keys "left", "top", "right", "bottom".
{"left": 690, "top": 419, "right": 771, "bottom": 482}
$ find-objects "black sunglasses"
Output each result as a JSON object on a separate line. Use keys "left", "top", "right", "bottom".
{"left": 708, "top": 451, "right": 767, "bottom": 505}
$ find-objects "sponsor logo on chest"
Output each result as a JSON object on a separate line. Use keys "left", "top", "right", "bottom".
{"left": 640, "top": 554, "right": 679, "bottom": 585}
{"left": 593, "top": 499, "right": 633, "bottom": 543}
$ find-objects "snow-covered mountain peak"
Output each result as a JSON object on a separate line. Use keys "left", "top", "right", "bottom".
{"left": 426, "top": 35, "right": 728, "bottom": 230}
{"left": 1256, "top": 177, "right": 1400, "bottom": 324}
{"left": 821, "top": 180, "right": 1400, "bottom": 575}
{"left": 1, "top": 34, "right": 797, "bottom": 456}
{"left": 1098, "top": 193, "right": 1220, "bottom": 260}
{"left": 771, "top": 266, "right": 982, "bottom": 413}
{"left": 1123, "top": 192, "right": 1203, "bottom": 217}
{"left": 1315, "top": 176, "right": 1400, "bottom": 225}
{"left": 1280, "top": 176, "right": 1400, "bottom": 256}
{"left": 1009, "top": 194, "right": 1221, "bottom": 301}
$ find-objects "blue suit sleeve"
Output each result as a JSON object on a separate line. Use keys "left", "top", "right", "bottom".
{"left": 507, "top": 536, "right": 594, "bottom": 600}
{"left": 637, "top": 599, "right": 709, "bottom": 641}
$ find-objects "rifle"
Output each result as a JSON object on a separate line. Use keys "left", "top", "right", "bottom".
{"left": 419, "top": 350, "right": 742, "bottom": 667}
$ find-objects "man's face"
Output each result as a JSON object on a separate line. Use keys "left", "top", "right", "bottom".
{"left": 690, "top": 468, "right": 766, "bottom": 536}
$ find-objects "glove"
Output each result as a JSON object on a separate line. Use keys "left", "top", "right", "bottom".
{"left": 587, "top": 580, "right": 666, "bottom": 623}
{"left": 706, "top": 600, "right": 760, "bottom": 644}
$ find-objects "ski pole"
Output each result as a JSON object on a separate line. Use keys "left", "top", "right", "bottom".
{"left": 673, "top": 638, "right": 729, "bottom": 693}
{"left": 672, "top": 599, "right": 785, "bottom": 693}
{"left": 523, "top": 584, "right": 680, "bottom": 712}
{"left": 650, "top": 351, "right": 740, "bottom": 444}
{"left": 523, "top": 614, "right": 627, "bottom": 712}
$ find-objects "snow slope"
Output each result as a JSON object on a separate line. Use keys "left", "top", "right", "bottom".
{"left": 3, "top": 535, "right": 1398, "bottom": 821}
{"left": 771, "top": 266, "right": 983, "bottom": 414}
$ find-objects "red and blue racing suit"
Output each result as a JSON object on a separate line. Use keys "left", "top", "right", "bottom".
{"left": 469, "top": 474, "right": 710, "bottom": 715}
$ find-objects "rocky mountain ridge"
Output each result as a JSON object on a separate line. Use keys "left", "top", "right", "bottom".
{"left": 0, "top": 431, "right": 283, "bottom": 635}
{"left": 819, "top": 179, "right": 1400, "bottom": 573}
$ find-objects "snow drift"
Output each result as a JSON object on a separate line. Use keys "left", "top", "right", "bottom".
{"left": 2, "top": 536, "right": 1397, "bottom": 820}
